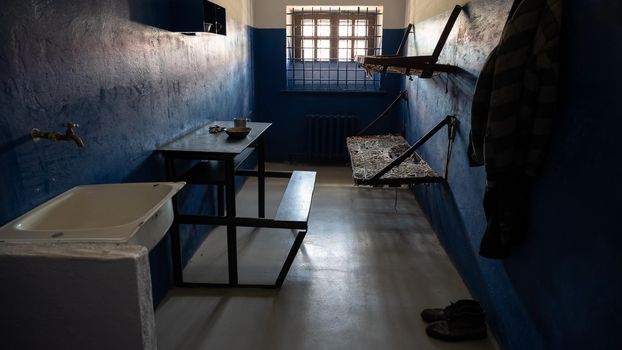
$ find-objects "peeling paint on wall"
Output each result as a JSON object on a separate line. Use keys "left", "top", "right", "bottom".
{"left": 0, "top": 0, "right": 254, "bottom": 303}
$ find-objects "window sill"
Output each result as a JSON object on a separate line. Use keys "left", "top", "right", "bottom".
{"left": 280, "top": 89, "right": 387, "bottom": 95}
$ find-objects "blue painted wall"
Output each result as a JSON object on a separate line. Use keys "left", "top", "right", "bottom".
{"left": 0, "top": 0, "right": 254, "bottom": 305}
{"left": 253, "top": 28, "right": 404, "bottom": 162}
{"left": 403, "top": 1, "right": 622, "bottom": 349}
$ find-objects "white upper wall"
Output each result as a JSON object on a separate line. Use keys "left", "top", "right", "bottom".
{"left": 404, "top": 0, "right": 466, "bottom": 24}
{"left": 213, "top": 0, "right": 253, "bottom": 25}
{"left": 252, "top": 0, "right": 406, "bottom": 29}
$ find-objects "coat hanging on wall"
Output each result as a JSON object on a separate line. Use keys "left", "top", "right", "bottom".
{"left": 469, "top": 0, "right": 562, "bottom": 259}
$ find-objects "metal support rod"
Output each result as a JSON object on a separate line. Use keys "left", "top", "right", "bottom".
{"left": 181, "top": 282, "right": 279, "bottom": 289}
{"left": 276, "top": 230, "right": 307, "bottom": 287}
{"left": 418, "top": 5, "right": 462, "bottom": 79}
{"left": 175, "top": 214, "right": 308, "bottom": 230}
{"left": 165, "top": 157, "right": 184, "bottom": 286}
{"left": 236, "top": 169, "right": 293, "bottom": 178}
{"left": 430, "top": 5, "right": 463, "bottom": 61}
{"left": 258, "top": 134, "right": 266, "bottom": 218}
{"left": 225, "top": 158, "right": 238, "bottom": 285}
{"left": 370, "top": 115, "right": 455, "bottom": 183}
{"left": 217, "top": 184, "right": 225, "bottom": 216}
{"left": 444, "top": 118, "right": 458, "bottom": 179}
{"left": 357, "top": 90, "right": 408, "bottom": 136}
{"left": 396, "top": 24, "right": 413, "bottom": 56}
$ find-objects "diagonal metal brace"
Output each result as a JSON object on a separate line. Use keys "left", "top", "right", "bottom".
{"left": 357, "top": 90, "right": 408, "bottom": 136}
{"left": 369, "top": 115, "right": 458, "bottom": 183}
{"left": 396, "top": 24, "right": 414, "bottom": 56}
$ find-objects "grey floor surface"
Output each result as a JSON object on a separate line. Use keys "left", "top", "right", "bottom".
{"left": 155, "top": 164, "right": 498, "bottom": 350}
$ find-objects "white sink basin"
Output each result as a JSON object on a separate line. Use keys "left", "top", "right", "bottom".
{"left": 0, "top": 182, "right": 185, "bottom": 250}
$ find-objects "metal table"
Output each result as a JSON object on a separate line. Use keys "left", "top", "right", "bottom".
{"left": 158, "top": 121, "right": 273, "bottom": 287}
{"left": 160, "top": 121, "right": 316, "bottom": 289}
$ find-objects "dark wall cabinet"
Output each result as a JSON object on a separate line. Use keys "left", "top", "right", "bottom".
{"left": 170, "top": 0, "right": 226, "bottom": 35}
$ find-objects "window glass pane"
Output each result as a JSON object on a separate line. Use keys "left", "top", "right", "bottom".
{"left": 354, "top": 40, "right": 367, "bottom": 57}
{"left": 317, "top": 19, "right": 330, "bottom": 37}
{"left": 339, "top": 19, "right": 352, "bottom": 37}
{"left": 338, "top": 40, "right": 351, "bottom": 61}
{"left": 355, "top": 20, "right": 368, "bottom": 37}
{"left": 302, "top": 19, "right": 314, "bottom": 36}
{"left": 317, "top": 39, "right": 330, "bottom": 61}
{"left": 287, "top": 7, "right": 382, "bottom": 91}
{"left": 302, "top": 39, "right": 314, "bottom": 61}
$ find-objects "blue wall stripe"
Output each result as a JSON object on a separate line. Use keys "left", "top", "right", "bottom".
{"left": 252, "top": 28, "right": 406, "bottom": 162}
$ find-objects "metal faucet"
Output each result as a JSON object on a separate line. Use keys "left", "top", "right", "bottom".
{"left": 31, "top": 123, "right": 85, "bottom": 148}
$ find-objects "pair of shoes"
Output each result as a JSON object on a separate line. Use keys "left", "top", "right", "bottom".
{"left": 421, "top": 300, "right": 487, "bottom": 341}
{"left": 421, "top": 299, "right": 482, "bottom": 322}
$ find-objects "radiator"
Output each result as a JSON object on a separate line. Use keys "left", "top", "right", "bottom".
{"left": 305, "top": 114, "right": 358, "bottom": 162}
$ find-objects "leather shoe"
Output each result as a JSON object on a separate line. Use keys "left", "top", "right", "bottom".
{"left": 421, "top": 299, "right": 483, "bottom": 323}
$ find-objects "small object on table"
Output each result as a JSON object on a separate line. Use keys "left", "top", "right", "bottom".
{"left": 209, "top": 125, "right": 225, "bottom": 133}
{"left": 225, "top": 127, "right": 251, "bottom": 139}
{"left": 234, "top": 117, "right": 249, "bottom": 128}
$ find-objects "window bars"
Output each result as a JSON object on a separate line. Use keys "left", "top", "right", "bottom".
{"left": 286, "top": 6, "right": 383, "bottom": 91}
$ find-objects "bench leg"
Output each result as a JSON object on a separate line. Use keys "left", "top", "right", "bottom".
{"left": 275, "top": 230, "right": 307, "bottom": 288}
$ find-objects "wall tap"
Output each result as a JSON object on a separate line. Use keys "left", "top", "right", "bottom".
{"left": 31, "top": 123, "right": 85, "bottom": 148}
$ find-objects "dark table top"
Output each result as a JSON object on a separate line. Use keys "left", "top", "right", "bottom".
{"left": 158, "top": 121, "right": 271, "bottom": 157}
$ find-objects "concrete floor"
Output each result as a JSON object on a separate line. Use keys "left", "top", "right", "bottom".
{"left": 155, "top": 164, "right": 498, "bottom": 350}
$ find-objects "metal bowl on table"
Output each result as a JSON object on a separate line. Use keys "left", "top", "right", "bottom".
{"left": 225, "top": 127, "right": 251, "bottom": 139}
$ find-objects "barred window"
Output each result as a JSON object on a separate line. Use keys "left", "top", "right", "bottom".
{"left": 286, "top": 6, "right": 383, "bottom": 91}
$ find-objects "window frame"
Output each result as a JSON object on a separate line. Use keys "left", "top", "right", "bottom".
{"left": 291, "top": 11, "right": 378, "bottom": 62}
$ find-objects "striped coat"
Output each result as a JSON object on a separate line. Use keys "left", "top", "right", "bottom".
{"left": 470, "top": 0, "right": 561, "bottom": 180}
{"left": 470, "top": 0, "right": 562, "bottom": 259}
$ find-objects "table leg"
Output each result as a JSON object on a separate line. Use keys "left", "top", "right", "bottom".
{"left": 258, "top": 134, "right": 266, "bottom": 218}
{"left": 217, "top": 184, "right": 225, "bottom": 216}
{"left": 165, "top": 156, "right": 183, "bottom": 286}
{"left": 225, "top": 158, "right": 238, "bottom": 285}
